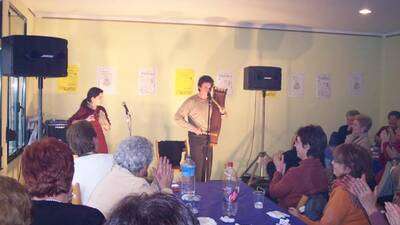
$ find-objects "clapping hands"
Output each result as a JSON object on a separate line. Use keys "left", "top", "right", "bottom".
{"left": 154, "top": 157, "right": 173, "bottom": 190}
{"left": 342, "top": 175, "right": 377, "bottom": 216}
{"left": 273, "top": 153, "right": 286, "bottom": 175}
{"left": 385, "top": 202, "right": 400, "bottom": 225}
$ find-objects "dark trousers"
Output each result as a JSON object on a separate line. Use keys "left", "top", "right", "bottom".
{"left": 188, "top": 132, "right": 213, "bottom": 182}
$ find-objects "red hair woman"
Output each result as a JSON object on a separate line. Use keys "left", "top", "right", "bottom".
{"left": 21, "top": 138, "right": 105, "bottom": 225}
{"left": 68, "top": 87, "right": 111, "bottom": 153}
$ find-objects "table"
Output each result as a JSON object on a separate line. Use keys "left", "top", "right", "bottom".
{"left": 195, "top": 180, "right": 306, "bottom": 225}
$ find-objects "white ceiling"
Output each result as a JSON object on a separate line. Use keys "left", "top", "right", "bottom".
{"left": 21, "top": 0, "right": 400, "bottom": 36}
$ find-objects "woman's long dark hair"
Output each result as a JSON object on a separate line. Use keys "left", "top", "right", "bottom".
{"left": 80, "top": 87, "right": 103, "bottom": 107}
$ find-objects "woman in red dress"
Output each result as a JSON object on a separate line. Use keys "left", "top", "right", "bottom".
{"left": 68, "top": 87, "right": 111, "bottom": 153}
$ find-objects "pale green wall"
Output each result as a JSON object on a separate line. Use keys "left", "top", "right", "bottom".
{"left": 34, "top": 18, "right": 384, "bottom": 178}
{"left": 380, "top": 35, "right": 400, "bottom": 125}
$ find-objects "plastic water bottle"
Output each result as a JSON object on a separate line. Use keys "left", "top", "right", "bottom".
{"left": 223, "top": 162, "right": 239, "bottom": 217}
{"left": 370, "top": 145, "right": 381, "bottom": 159}
{"left": 181, "top": 155, "right": 196, "bottom": 196}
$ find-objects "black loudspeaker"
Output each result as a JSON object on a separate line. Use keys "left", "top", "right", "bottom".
{"left": 1, "top": 35, "right": 68, "bottom": 77}
{"left": 243, "top": 66, "right": 282, "bottom": 91}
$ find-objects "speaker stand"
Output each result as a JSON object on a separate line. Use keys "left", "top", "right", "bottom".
{"left": 240, "top": 151, "right": 267, "bottom": 185}
{"left": 260, "top": 90, "right": 268, "bottom": 177}
{"left": 241, "top": 90, "right": 269, "bottom": 182}
{"left": 37, "top": 77, "right": 44, "bottom": 139}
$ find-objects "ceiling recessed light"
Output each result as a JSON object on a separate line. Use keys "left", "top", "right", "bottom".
{"left": 359, "top": 8, "right": 372, "bottom": 15}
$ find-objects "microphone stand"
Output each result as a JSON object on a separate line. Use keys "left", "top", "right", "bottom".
{"left": 123, "top": 104, "right": 133, "bottom": 136}
{"left": 204, "top": 94, "right": 212, "bottom": 182}
{"left": 126, "top": 112, "right": 133, "bottom": 137}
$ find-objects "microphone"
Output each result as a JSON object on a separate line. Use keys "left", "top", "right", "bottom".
{"left": 122, "top": 102, "right": 129, "bottom": 115}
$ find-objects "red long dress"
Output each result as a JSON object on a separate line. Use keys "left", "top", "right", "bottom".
{"left": 68, "top": 105, "right": 111, "bottom": 153}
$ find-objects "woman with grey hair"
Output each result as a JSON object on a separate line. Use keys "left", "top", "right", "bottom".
{"left": 87, "top": 136, "right": 173, "bottom": 218}
{"left": 336, "top": 110, "right": 360, "bottom": 145}
{"left": 345, "top": 114, "right": 373, "bottom": 151}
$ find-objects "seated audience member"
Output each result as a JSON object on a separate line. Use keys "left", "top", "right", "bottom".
{"left": 21, "top": 137, "right": 105, "bottom": 225}
{"left": 67, "top": 120, "right": 114, "bottom": 205}
{"left": 374, "top": 124, "right": 400, "bottom": 203}
{"left": 375, "top": 111, "right": 400, "bottom": 146}
{"left": 336, "top": 110, "right": 360, "bottom": 146}
{"left": 345, "top": 114, "right": 372, "bottom": 151}
{"left": 105, "top": 193, "right": 199, "bottom": 225}
{"left": 0, "top": 176, "right": 31, "bottom": 225}
{"left": 289, "top": 143, "right": 372, "bottom": 225}
{"left": 264, "top": 136, "right": 301, "bottom": 179}
{"left": 269, "top": 125, "right": 329, "bottom": 209}
{"left": 88, "top": 136, "right": 173, "bottom": 217}
{"left": 343, "top": 175, "right": 400, "bottom": 225}
{"left": 379, "top": 121, "right": 400, "bottom": 165}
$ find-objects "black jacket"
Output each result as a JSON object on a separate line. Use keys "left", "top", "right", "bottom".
{"left": 31, "top": 200, "right": 105, "bottom": 225}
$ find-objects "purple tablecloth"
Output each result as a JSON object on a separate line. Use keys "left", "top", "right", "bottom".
{"left": 195, "top": 180, "right": 306, "bottom": 225}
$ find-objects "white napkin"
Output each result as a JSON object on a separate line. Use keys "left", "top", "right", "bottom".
{"left": 276, "top": 218, "right": 290, "bottom": 225}
{"left": 197, "top": 217, "right": 217, "bottom": 225}
{"left": 266, "top": 211, "right": 290, "bottom": 219}
{"left": 220, "top": 216, "right": 235, "bottom": 223}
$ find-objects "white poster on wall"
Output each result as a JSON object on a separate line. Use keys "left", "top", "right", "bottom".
{"left": 349, "top": 73, "right": 363, "bottom": 96}
{"left": 288, "top": 74, "right": 305, "bottom": 97}
{"left": 96, "top": 67, "right": 116, "bottom": 94}
{"left": 316, "top": 74, "right": 331, "bottom": 99}
{"left": 216, "top": 72, "right": 233, "bottom": 95}
{"left": 138, "top": 68, "right": 157, "bottom": 96}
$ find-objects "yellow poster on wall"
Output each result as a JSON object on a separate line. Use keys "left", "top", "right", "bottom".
{"left": 175, "top": 68, "right": 195, "bottom": 95}
{"left": 57, "top": 65, "right": 79, "bottom": 93}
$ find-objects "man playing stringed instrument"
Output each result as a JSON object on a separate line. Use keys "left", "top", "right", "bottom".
{"left": 175, "top": 75, "right": 226, "bottom": 182}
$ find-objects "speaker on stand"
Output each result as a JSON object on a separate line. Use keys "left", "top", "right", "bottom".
{"left": 241, "top": 66, "right": 282, "bottom": 188}
{"left": 1, "top": 35, "right": 68, "bottom": 139}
